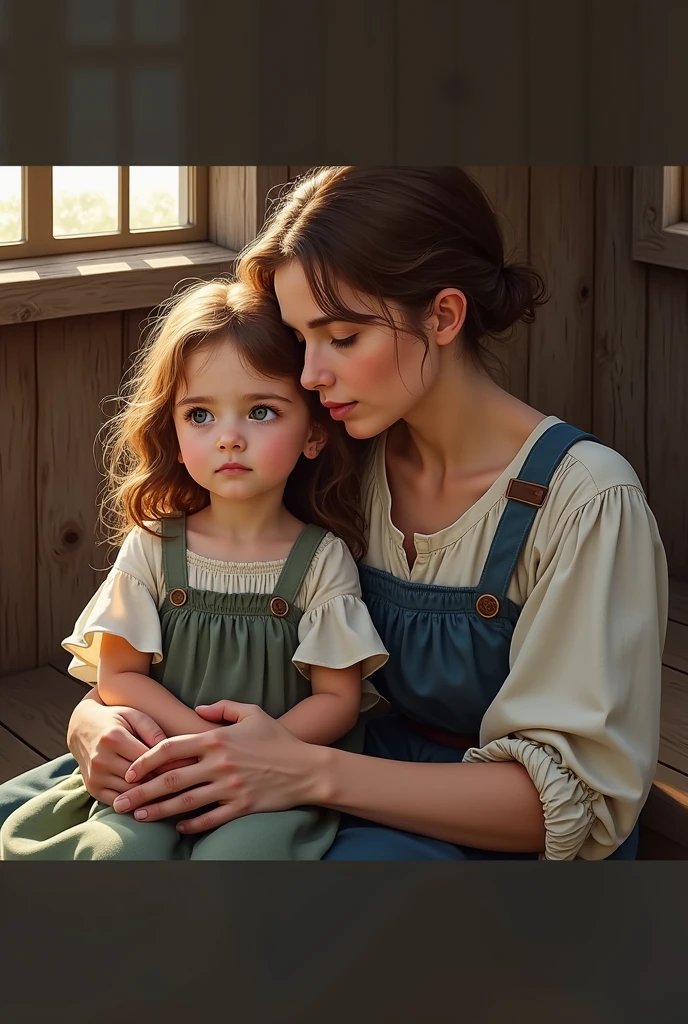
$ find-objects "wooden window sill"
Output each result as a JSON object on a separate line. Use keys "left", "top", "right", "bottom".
{"left": 0, "top": 241, "right": 238, "bottom": 325}
{"left": 633, "top": 167, "right": 688, "bottom": 271}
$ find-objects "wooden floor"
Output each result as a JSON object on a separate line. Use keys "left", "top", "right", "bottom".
{"left": 1, "top": 580, "right": 687, "bottom": 858}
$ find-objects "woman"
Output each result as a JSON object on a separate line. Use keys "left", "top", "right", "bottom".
{"left": 0, "top": 167, "right": 667, "bottom": 860}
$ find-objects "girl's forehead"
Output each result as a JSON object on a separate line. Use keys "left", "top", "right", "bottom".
{"left": 179, "top": 344, "right": 298, "bottom": 400}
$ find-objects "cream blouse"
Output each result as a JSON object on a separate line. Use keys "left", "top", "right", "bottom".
{"left": 63, "top": 528, "right": 387, "bottom": 712}
{"left": 362, "top": 415, "right": 668, "bottom": 861}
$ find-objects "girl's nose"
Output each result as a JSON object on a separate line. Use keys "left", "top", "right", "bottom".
{"left": 217, "top": 429, "right": 246, "bottom": 452}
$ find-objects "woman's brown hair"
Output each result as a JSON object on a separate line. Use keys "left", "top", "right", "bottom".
{"left": 100, "top": 278, "right": 368, "bottom": 559}
{"left": 236, "top": 166, "right": 547, "bottom": 371}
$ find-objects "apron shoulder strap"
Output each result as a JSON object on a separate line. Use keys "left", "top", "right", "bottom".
{"left": 160, "top": 512, "right": 188, "bottom": 593}
{"left": 476, "top": 423, "right": 599, "bottom": 603}
{"left": 271, "top": 524, "right": 328, "bottom": 611}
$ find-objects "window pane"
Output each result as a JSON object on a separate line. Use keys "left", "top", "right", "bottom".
{"left": 132, "top": 0, "right": 183, "bottom": 42}
{"left": 129, "top": 166, "right": 189, "bottom": 231}
{"left": 67, "top": 0, "right": 119, "bottom": 43}
{"left": 131, "top": 68, "right": 182, "bottom": 163}
{"left": 67, "top": 70, "right": 117, "bottom": 162}
{"left": 53, "top": 166, "right": 118, "bottom": 237}
{"left": 0, "top": 166, "right": 22, "bottom": 244}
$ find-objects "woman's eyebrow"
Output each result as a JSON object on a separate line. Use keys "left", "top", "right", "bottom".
{"left": 282, "top": 315, "right": 342, "bottom": 330}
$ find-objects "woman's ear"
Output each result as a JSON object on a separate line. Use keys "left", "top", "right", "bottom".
{"left": 303, "top": 423, "right": 328, "bottom": 460}
{"left": 431, "top": 288, "right": 467, "bottom": 347}
{"left": 177, "top": 451, "right": 184, "bottom": 464}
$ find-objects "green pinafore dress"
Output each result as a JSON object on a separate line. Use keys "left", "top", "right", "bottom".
{"left": 1, "top": 516, "right": 351, "bottom": 861}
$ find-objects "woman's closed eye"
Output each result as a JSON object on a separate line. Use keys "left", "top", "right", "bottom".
{"left": 331, "top": 333, "right": 358, "bottom": 349}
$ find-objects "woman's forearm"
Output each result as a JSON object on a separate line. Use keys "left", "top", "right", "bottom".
{"left": 97, "top": 672, "right": 216, "bottom": 739}
{"left": 312, "top": 748, "right": 546, "bottom": 852}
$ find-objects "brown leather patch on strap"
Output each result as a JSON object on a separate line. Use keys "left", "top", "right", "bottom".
{"left": 505, "top": 478, "right": 548, "bottom": 507}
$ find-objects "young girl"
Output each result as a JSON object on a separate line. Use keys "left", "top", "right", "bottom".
{"left": 0, "top": 279, "right": 387, "bottom": 860}
{"left": 0, "top": 167, "right": 667, "bottom": 861}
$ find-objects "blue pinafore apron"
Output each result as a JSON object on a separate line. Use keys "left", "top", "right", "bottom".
{"left": 324, "top": 422, "right": 639, "bottom": 860}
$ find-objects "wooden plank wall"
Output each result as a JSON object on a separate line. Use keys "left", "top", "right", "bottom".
{"left": 1, "top": 305, "right": 155, "bottom": 676}
{"left": 1, "top": 166, "right": 687, "bottom": 676}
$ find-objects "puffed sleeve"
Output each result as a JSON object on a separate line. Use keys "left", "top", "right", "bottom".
{"left": 293, "top": 535, "right": 388, "bottom": 711}
{"left": 463, "top": 484, "right": 668, "bottom": 861}
{"left": 61, "top": 524, "right": 165, "bottom": 685}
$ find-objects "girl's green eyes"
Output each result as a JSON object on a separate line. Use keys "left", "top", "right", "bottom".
{"left": 184, "top": 405, "right": 279, "bottom": 425}
{"left": 248, "top": 405, "right": 278, "bottom": 422}
{"left": 188, "top": 407, "right": 211, "bottom": 425}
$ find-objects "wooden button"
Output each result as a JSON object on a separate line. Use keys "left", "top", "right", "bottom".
{"left": 168, "top": 588, "right": 187, "bottom": 607}
{"left": 476, "top": 594, "right": 500, "bottom": 618}
{"left": 270, "top": 596, "right": 289, "bottom": 617}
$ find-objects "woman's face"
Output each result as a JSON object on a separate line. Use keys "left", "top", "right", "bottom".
{"left": 273, "top": 260, "right": 444, "bottom": 439}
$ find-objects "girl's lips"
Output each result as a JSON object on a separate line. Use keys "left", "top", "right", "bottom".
{"left": 326, "top": 401, "right": 358, "bottom": 421}
{"left": 216, "top": 464, "right": 251, "bottom": 474}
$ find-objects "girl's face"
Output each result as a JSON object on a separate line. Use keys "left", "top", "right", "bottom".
{"left": 273, "top": 259, "right": 446, "bottom": 439}
{"left": 173, "top": 339, "right": 319, "bottom": 504}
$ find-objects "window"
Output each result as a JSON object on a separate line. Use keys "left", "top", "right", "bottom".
{"left": 633, "top": 167, "right": 688, "bottom": 271}
{"left": 0, "top": 165, "right": 209, "bottom": 259}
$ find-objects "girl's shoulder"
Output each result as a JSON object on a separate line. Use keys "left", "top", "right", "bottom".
{"left": 308, "top": 529, "right": 355, "bottom": 570}
{"left": 300, "top": 530, "right": 362, "bottom": 608}
{"left": 113, "top": 520, "right": 165, "bottom": 574}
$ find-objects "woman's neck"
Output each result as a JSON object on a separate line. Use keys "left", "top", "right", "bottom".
{"left": 390, "top": 350, "right": 544, "bottom": 480}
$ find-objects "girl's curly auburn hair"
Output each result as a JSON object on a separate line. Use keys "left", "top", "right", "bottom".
{"left": 99, "top": 278, "right": 369, "bottom": 559}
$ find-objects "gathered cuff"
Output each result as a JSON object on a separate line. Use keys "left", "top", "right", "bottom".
{"left": 463, "top": 736, "right": 597, "bottom": 860}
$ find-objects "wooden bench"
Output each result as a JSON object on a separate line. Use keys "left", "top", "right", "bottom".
{"left": 1, "top": 579, "right": 687, "bottom": 858}
{"left": 638, "top": 578, "right": 688, "bottom": 857}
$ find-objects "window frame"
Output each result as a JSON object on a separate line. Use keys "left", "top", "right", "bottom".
{"left": 0, "top": 166, "right": 289, "bottom": 326}
{"left": 633, "top": 166, "right": 688, "bottom": 271}
{"left": 0, "top": 165, "right": 209, "bottom": 260}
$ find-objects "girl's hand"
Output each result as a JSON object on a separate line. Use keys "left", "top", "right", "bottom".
{"left": 67, "top": 699, "right": 168, "bottom": 806}
{"left": 111, "top": 701, "right": 322, "bottom": 834}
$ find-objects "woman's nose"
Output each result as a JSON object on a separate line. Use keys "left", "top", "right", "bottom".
{"left": 300, "top": 347, "right": 336, "bottom": 391}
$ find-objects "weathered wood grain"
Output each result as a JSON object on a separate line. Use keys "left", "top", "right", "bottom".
{"left": 593, "top": 167, "right": 648, "bottom": 490}
{"left": 36, "top": 313, "right": 124, "bottom": 669}
{"left": 0, "top": 242, "right": 236, "bottom": 325}
{"left": 465, "top": 167, "right": 531, "bottom": 400}
{"left": 0, "top": 323, "right": 37, "bottom": 674}
{"left": 646, "top": 265, "right": 688, "bottom": 580}
{"left": 529, "top": 167, "right": 595, "bottom": 431}
{"left": 0, "top": 665, "right": 87, "bottom": 761}
{"left": 641, "top": 763, "right": 688, "bottom": 852}
{"left": 659, "top": 664, "right": 688, "bottom": 777}
{"left": 209, "top": 167, "right": 290, "bottom": 252}
{"left": 0, "top": 723, "right": 45, "bottom": 785}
